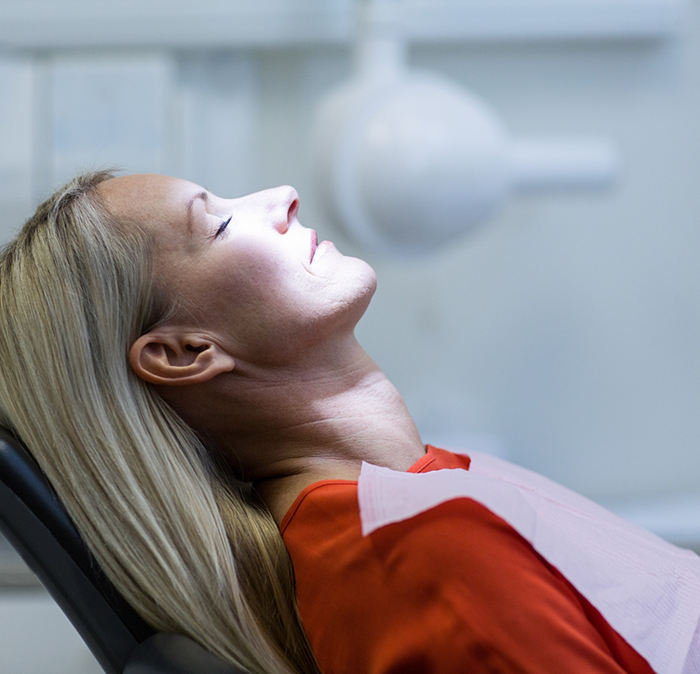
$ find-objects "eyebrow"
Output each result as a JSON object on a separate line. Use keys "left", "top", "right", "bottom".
{"left": 186, "top": 190, "right": 209, "bottom": 234}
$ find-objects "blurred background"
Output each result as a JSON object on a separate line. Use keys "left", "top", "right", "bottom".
{"left": 0, "top": 0, "right": 698, "bottom": 671}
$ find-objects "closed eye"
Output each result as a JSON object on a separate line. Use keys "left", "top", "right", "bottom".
{"left": 214, "top": 215, "right": 232, "bottom": 238}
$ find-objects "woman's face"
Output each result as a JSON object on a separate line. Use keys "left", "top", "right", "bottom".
{"left": 99, "top": 174, "right": 376, "bottom": 365}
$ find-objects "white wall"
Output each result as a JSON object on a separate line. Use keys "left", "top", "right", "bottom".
{"left": 365, "top": 28, "right": 700, "bottom": 503}
{"left": 0, "top": 3, "right": 697, "bottom": 506}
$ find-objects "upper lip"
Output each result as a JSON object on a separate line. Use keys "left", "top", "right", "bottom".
{"left": 310, "top": 230, "right": 318, "bottom": 261}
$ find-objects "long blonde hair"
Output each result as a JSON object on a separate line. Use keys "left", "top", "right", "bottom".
{"left": 0, "top": 172, "right": 320, "bottom": 674}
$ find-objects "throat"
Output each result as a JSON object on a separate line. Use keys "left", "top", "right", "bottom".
{"left": 212, "top": 347, "right": 427, "bottom": 524}
{"left": 254, "top": 457, "right": 365, "bottom": 526}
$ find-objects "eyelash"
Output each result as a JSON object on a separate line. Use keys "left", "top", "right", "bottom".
{"left": 214, "top": 215, "right": 232, "bottom": 238}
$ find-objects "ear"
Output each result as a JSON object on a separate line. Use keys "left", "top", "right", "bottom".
{"left": 129, "top": 328, "right": 236, "bottom": 387}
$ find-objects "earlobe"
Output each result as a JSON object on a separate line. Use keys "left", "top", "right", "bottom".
{"left": 129, "top": 330, "right": 235, "bottom": 386}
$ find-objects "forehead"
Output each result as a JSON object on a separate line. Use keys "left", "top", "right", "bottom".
{"left": 97, "top": 173, "right": 199, "bottom": 234}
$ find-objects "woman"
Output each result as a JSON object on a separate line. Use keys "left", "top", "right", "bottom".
{"left": 0, "top": 171, "right": 696, "bottom": 674}
{"left": 0, "top": 171, "right": 322, "bottom": 674}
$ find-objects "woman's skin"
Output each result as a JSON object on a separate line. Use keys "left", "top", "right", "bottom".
{"left": 98, "top": 174, "right": 426, "bottom": 523}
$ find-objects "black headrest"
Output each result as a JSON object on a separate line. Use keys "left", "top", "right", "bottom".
{"left": 0, "top": 426, "right": 155, "bottom": 674}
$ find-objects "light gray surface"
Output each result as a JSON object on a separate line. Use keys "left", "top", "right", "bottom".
{"left": 0, "top": 535, "right": 39, "bottom": 587}
{"left": 0, "top": 589, "right": 101, "bottom": 674}
{"left": 0, "top": 0, "right": 684, "bottom": 49}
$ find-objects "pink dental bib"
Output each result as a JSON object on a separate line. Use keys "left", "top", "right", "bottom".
{"left": 358, "top": 452, "right": 700, "bottom": 674}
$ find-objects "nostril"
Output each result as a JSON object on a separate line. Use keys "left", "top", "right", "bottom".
{"left": 287, "top": 198, "right": 300, "bottom": 223}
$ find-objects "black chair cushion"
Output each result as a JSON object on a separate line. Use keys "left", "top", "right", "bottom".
{"left": 0, "top": 426, "right": 154, "bottom": 674}
{"left": 0, "top": 427, "right": 253, "bottom": 674}
{"left": 124, "top": 634, "right": 247, "bottom": 674}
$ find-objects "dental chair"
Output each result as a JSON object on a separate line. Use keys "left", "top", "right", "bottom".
{"left": 0, "top": 426, "right": 245, "bottom": 674}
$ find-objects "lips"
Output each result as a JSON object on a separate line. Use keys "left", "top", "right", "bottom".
{"left": 310, "top": 229, "right": 318, "bottom": 262}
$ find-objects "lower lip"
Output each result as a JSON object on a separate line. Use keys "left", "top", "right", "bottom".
{"left": 313, "top": 240, "right": 333, "bottom": 261}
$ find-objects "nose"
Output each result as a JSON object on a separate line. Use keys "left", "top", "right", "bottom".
{"left": 268, "top": 185, "right": 299, "bottom": 234}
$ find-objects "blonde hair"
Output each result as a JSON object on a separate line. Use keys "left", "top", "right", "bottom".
{"left": 0, "top": 172, "right": 319, "bottom": 674}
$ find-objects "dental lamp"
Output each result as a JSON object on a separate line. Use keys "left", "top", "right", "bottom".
{"left": 311, "top": 0, "right": 622, "bottom": 255}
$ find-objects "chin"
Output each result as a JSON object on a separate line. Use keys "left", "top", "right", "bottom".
{"left": 350, "top": 253, "right": 376, "bottom": 282}
{"left": 349, "top": 262, "right": 378, "bottom": 319}
{"left": 352, "top": 258, "right": 378, "bottom": 302}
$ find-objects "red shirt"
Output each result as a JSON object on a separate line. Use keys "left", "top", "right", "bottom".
{"left": 281, "top": 446, "right": 655, "bottom": 674}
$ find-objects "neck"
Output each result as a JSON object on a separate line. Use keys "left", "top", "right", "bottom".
{"left": 200, "top": 337, "right": 425, "bottom": 523}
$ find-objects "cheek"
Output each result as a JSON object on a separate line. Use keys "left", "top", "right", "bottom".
{"left": 192, "top": 247, "right": 313, "bottom": 343}
{"left": 174, "top": 240, "right": 374, "bottom": 363}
